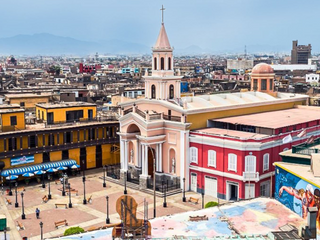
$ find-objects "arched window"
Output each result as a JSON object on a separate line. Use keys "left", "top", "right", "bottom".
{"left": 161, "top": 57, "right": 164, "bottom": 70}
{"left": 151, "top": 85, "right": 156, "bottom": 99}
{"left": 154, "top": 57, "right": 157, "bottom": 70}
{"left": 228, "top": 153, "right": 237, "bottom": 172}
{"left": 168, "top": 57, "right": 171, "bottom": 70}
{"left": 169, "top": 84, "right": 174, "bottom": 99}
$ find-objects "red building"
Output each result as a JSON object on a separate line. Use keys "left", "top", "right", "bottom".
{"left": 189, "top": 107, "right": 320, "bottom": 200}
{"left": 79, "top": 63, "right": 101, "bottom": 73}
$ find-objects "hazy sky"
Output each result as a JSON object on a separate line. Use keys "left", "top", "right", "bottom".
{"left": 1, "top": 0, "right": 319, "bottom": 52}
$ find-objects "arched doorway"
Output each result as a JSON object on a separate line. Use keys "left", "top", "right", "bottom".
{"left": 148, "top": 148, "right": 155, "bottom": 177}
{"left": 151, "top": 85, "right": 156, "bottom": 99}
{"left": 169, "top": 84, "right": 174, "bottom": 99}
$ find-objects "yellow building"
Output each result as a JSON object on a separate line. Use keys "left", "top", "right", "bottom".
{"left": 0, "top": 102, "right": 119, "bottom": 179}
{"left": 5, "top": 93, "right": 56, "bottom": 111}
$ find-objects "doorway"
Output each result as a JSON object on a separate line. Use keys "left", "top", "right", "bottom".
{"left": 227, "top": 182, "right": 238, "bottom": 201}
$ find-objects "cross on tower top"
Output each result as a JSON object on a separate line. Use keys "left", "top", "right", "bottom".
{"left": 160, "top": 5, "right": 165, "bottom": 24}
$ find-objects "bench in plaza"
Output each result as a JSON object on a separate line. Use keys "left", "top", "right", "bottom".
{"left": 87, "top": 195, "right": 92, "bottom": 203}
{"left": 189, "top": 215, "right": 208, "bottom": 221}
{"left": 67, "top": 190, "right": 78, "bottom": 196}
{"left": 54, "top": 219, "right": 68, "bottom": 229}
{"left": 55, "top": 203, "right": 67, "bottom": 209}
{"left": 5, "top": 198, "right": 12, "bottom": 205}
{"left": 42, "top": 195, "right": 49, "bottom": 203}
{"left": 16, "top": 221, "right": 25, "bottom": 230}
{"left": 17, "top": 187, "right": 25, "bottom": 192}
{"left": 188, "top": 197, "right": 199, "bottom": 204}
{"left": 87, "top": 226, "right": 101, "bottom": 232}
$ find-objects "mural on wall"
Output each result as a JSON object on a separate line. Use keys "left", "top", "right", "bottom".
{"left": 275, "top": 165, "right": 320, "bottom": 226}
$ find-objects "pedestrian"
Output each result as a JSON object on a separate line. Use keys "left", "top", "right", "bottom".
{"left": 36, "top": 208, "right": 40, "bottom": 219}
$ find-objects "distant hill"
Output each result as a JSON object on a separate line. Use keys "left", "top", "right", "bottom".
{"left": 0, "top": 33, "right": 150, "bottom": 55}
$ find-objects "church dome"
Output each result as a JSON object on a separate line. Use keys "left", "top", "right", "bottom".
{"left": 252, "top": 63, "right": 274, "bottom": 74}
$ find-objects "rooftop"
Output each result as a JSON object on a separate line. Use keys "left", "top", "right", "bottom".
{"left": 181, "top": 92, "right": 307, "bottom": 111}
{"left": 274, "top": 162, "right": 320, "bottom": 188}
{"left": 36, "top": 102, "right": 96, "bottom": 109}
{"left": 211, "top": 107, "right": 320, "bottom": 129}
{"left": 194, "top": 127, "right": 269, "bottom": 139}
{"left": 5, "top": 93, "right": 55, "bottom": 98}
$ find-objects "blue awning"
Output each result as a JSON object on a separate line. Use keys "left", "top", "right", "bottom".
{"left": 1, "top": 159, "right": 77, "bottom": 177}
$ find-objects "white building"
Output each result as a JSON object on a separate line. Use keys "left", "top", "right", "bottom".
{"left": 306, "top": 73, "right": 320, "bottom": 84}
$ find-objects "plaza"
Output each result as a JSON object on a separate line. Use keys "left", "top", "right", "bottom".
{"left": 0, "top": 168, "right": 210, "bottom": 240}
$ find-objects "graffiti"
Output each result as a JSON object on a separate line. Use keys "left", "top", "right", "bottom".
{"left": 275, "top": 166, "right": 320, "bottom": 227}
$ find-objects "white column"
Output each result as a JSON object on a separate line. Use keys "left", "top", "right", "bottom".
{"left": 140, "top": 143, "right": 144, "bottom": 169}
{"left": 135, "top": 140, "right": 139, "bottom": 167}
{"left": 165, "top": 54, "right": 168, "bottom": 70}
{"left": 171, "top": 56, "right": 174, "bottom": 70}
{"left": 124, "top": 140, "right": 128, "bottom": 171}
{"left": 185, "top": 130, "right": 190, "bottom": 190}
{"left": 156, "top": 144, "right": 159, "bottom": 172}
{"left": 157, "top": 54, "right": 160, "bottom": 71}
{"left": 120, "top": 139, "right": 124, "bottom": 170}
{"left": 180, "top": 131, "right": 185, "bottom": 189}
{"left": 159, "top": 143, "right": 163, "bottom": 172}
{"left": 144, "top": 145, "right": 149, "bottom": 175}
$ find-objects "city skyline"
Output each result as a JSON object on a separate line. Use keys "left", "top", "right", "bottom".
{"left": 0, "top": 0, "right": 319, "bottom": 54}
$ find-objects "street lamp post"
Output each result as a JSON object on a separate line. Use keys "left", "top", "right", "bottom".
{"left": 68, "top": 183, "right": 72, "bottom": 208}
{"left": 202, "top": 192, "right": 205, "bottom": 209}
{"left": 15, "top": 182, "right": 19, "bottom": 208}
{"left": 40, "top": 221, "right": 43, "bottom": 240}
{"left": 4, "top": 229, "right": 6, "bottom": 240}
{"left": 48, "top": 175, "right": 52, "bottom": 199}
{"left": 41, "top": 167, "right": 45, "bottom": 188}
{"left": 163, "top": 180, "right": 167, "bottom": 208}
{"left": 103, "top": 166, "right": 106, "bottom": 188}
{"left": 8, "top": 174, "right": 12, "bottom": 196}
{"left": 182, "top": 177, "right": 186, "bottom": 202}
{"left": 106, "top": 195, "right": 110, "bottom": 224}
{"left": 21, "top": 192, "right": 25, "bottom": 219}
{"left": 62, "top": 174, "right": 66, "bottom": 196}
{"left": 124, "top": 171, "right": 127, "bottom": 195}
{"left": 82, "top": 160, "right": 87, "bottom": 204}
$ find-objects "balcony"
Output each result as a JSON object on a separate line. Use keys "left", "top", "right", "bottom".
{"left": 243, "top": 172, "right": 259, "bottom": 182}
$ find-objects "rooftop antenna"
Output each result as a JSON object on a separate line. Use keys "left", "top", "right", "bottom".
{"left": 160, "top": 5, "right": 165, "bottom": 24}
{"left": 244, "top": 45, "right": 247, "bottom": 59}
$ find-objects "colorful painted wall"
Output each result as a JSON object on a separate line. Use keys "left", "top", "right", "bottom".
{"left": 275, "top": 165, "right": 320, "bottom": 223}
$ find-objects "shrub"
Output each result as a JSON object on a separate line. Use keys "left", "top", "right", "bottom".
{"left": 64, "top": 226, "right": 85, "bottom": 236}
{"left": 205, "top": 201, "right": 218, "bottom": 208}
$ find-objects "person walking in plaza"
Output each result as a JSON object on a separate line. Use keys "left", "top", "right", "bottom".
{"left": 36, "top": 208, "right": 40, "bottom": 219}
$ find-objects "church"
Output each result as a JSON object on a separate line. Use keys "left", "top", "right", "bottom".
{"left": 118, "top": 9, "right": 312, "bottom": 199}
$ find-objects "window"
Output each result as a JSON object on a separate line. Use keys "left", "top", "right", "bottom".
{"left": 253, "top": 79, "right": 258, "bottom": 90}
{"left": 20, "top": 102, "right": 25, "bottom": 107}
{"left": 208, "top": 150, "right": 216, "bottom": 168}
{"left": 168, "top": 57, "right": 171, "bottom": 70}
{"left": 263, "top": 153, "right": 269, "bottom": 171}
{"left": 261, "top": 79, "right": 267, "bottom": 90}
{"left": 245, "top": 155, "right": 256, "bottom": 172}
{"left": 169, "top": 84, "right": 174, "bottom": 99}
{"left": 151, "top": 85, "right": 156, "bottom": 99}
{"left": 228, "top": 154, "right": 237, "bottom": 172}
{"left": 10, "top": 116, "right": 17, "bottom": 126}
{"left": 154, "top": 57, "right": 157, "bottom": 70}
{"left": 269, "top": 79, "right": 273, "bottom": 90}
{"left": 190, "top": 147, "right": 198, "bottom": 163}
{"left": 161, "top": 57, "right": 164, "bottom": 70}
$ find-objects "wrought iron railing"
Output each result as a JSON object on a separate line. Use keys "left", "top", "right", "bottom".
{"left": 292, "top": 137, "right": 320, "bottom": 155}
{"left": 147, "top": 178, "right": 181, "bottom": 193}
{"left": 106, "top": 164, "right": 120, "bottom": 179}
{"left": 163, "top": 114, "right": 181, "bottom": 122}
{"left": 149, "top": 113, "right": 161, "bottom": 120}
{"left": 136, "top": 108, "right": 146, "bottom": 118}
{"left": 123, "top": 107, "right": 133, "bottom": 115}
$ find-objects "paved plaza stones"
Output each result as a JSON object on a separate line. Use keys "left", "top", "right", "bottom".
{"left": 0, "top": 169, "right": 207, "bottom": 240}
